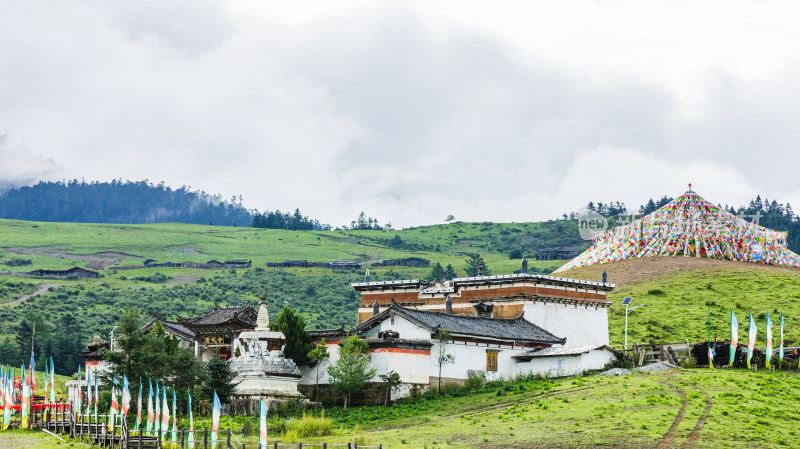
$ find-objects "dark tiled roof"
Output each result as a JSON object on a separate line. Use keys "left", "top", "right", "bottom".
{"left": 512, "top": 344, "right": 616, "bottom": 360}
{"left": 177, "top": 303, "right": 257, "bottom": 328}
{"left": 353, "top": 305, "right": 566, "bottom": 345}
{"left": 309, "top": 327, "right": 347, "bottom": 339}
{"left": 141, "top": 317, "right": 196, "bottom": 342}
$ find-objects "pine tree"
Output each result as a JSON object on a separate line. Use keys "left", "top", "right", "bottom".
{"left": 201, "top": 355, "right": 238, "bottom": 404}
{"left": 270, "top": 306, "right": 313, "bottom": 367}
{"left": 428, "top": 263, "right": 446, "bottom": 281}
{"left": 464, "top": 254, "right": 490, "bottom": 277}
{"left": 444, "top": 264, "right": 457, "bottom": 280}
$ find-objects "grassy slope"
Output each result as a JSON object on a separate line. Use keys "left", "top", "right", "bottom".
{"left": 560, "top": 256, "right": 800, "bottom": 346}
{"left": 193, "top": 369, "right": 797, "bottom": 449}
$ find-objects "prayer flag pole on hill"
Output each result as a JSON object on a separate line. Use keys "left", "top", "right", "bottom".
{"left": 780, "top": 312, "right": 785, "bottom": 367}
{"left": 747, "top": 310, "right": 757, "bottom": 369}
{"left": 730, "top": 310, "right": 739, "bottom": 366}
{"left": 766, "top": 313, "right": 773, "bottom": 369}
{"left": 707, "top": 309, "right": 714, "bottom": 369}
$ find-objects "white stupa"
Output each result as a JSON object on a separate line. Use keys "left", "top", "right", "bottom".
{"left": 229, "top": 295, "right": 302, "bottom": 399}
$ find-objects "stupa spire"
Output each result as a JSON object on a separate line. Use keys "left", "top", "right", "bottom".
{"left": 256, "top": 292, "right": 269, "bottom": 330}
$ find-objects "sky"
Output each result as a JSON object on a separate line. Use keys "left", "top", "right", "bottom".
{"left": 2, "top": 0, "right": 800, "bottom": 228}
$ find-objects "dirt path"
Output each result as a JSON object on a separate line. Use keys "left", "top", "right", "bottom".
{"left": 3, "top": 282, "right": 58, "bottom": 306}
{"left": 656, "top": 380, "right": 688, "bottom": 449}
{"left": 681, "top": 391, "right": 713, "bottom": 448}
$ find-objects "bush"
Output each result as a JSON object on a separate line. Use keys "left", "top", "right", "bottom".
{"left": 508, "top": 249, "right": 523, "bottom": 259}
{"left": 464, "top": 372, "right": 486, "bottom": 391}
{"left": 1, "top": 258, "right": 32, "bottom": 266}
{"left": 285, "top": 412, "right": 333, "bottom": 437}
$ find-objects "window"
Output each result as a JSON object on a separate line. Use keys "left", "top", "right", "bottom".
{"left": 486, "top": 351, "right": 498, "bottom": 371}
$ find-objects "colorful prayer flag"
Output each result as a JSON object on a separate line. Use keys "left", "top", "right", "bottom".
{"left": 146, "top": 379, "right": 154, "bottom": 434}
{"left": 171, "top": 387, "right": 177, "bottom": 444}
{"left": 20, "top": 363, "right": 29, "bottom": 429}
{"left": 259, "top": 399, "right": 268, "bottom": 448}
{"left": 161, "top": 387, "right": 169, "bottom": 436}
{"left": 187, "top": 391, "right": 194, "bottom": 449}
{"left": 135, "top": 378, "right": 142, "bottom": 431}
{"left": 49, "top": 357, "right": 55, "bottom": 403}
{"left": 77, "top": 365, "right": 82, "bottom": 412}
{"left": 779, "top": 312, "right": 785, "bottom": 364}
{"left": 211, "top": 391, "right": 221, "bottom": 448}
{"left": 86, "top": 367, "right": 92, "bottom": 416}
{"left": 122, "top": 374, "right": 131, "bottom": 416}
{"left": 747, "top": 311, "right": 757, "bottom": 369}
{"left": 730, "top": 310, "right": 738, "bottom": 365}
{"left": 766, "top": 312, "right": 773, "bottom": 369}
{"left": 155, "top": 383, "right": 161, "bottom": 435}
{"left": 707, "top": 308, "right": 714, "bottom": 369}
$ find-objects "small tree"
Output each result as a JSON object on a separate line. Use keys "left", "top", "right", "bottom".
{"left": 464, "top": 254, "right": 490, "bottom": 277}
{"left": 378, "top": 370, "right": 401, "bottom": 406}
{"left": 434, "top": 329, "right": 455, "bottom": 394}
{"left": 270, "top": 306, "right": 313, "bottom": 367}
{"left": 428, "top": 263, "right": 446, "bottom": 281}
{"left": 327, "top": 336, "right": 376, "bottom": 417}
{"left": 444, "top": 215, "right": 455, "bottom": 222}
{"left": 200, "top": 353, "right": 239, "bottom": 404}
{"left": 307, "top": 340, "right": 331, "bottom": 403}
{"left": 444, "top": 264, "right": 457, "bottom": 280}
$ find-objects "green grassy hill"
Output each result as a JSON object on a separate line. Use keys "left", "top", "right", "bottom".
{"left": 3, "top": 218, "right": 800, "bottom": 369}
{"left": 560, "top": 256, "right": 800, "bottom": 346}
{"left": 0, "top": 219, "right": 569, "bottom": 358}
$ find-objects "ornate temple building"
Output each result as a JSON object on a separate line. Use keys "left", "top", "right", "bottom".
{"left": 351, "top": 262, "right": 616, "bottom": 346}
{"left": 144, "top": 297, "right": 302, "bottom": 399}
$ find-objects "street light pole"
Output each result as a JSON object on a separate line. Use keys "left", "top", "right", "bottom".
{"left": 624, "top": 303, "right": 645, "bottom": 351}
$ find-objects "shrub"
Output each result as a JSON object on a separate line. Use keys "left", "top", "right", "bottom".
{"left": 1, "top": 258, "right": 32, "bottom": 266}
{"left": 285, "top": 412, "right": 333, "bottom": 437}
{"left": 464, "top": 372, "right": 486, "bottom": 391}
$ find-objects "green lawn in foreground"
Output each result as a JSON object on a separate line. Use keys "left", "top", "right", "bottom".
{"left": 0, "top": 429, "right": 94, "bottom": 449}
{"left": 209, "top": 368, "right": 799, "bottom": 449}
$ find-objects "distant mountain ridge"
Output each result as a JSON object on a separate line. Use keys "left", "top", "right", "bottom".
{"left": 0, "top": 180, "right": 253, "bottom": 226}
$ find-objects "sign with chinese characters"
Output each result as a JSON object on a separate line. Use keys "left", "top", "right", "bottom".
{"left": 203, "top": 335, "right": 225, "bottom": 345}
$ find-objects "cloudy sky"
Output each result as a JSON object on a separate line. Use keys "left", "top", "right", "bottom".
{"left": 2, "top": 1, "right": 800, "bottom": 227}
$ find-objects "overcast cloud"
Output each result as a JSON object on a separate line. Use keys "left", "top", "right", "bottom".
{"left": 1, "top": 1, "right": 800, "bottom": 227}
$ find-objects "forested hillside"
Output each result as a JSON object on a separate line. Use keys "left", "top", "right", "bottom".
{"left": 0, "top": 180, "right": 253, "bottom": 225}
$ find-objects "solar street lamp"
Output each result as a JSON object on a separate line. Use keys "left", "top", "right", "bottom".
{"left": 623, "top": 297, "right": 645, "bottom": 350}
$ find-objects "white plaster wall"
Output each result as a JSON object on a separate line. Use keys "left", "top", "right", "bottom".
{"left": 432, "top": 341, "right": 528, "bottom": 382}
{"left": 364, "top": 315, "right": 431, "bottom": 340}
{"left": 523, "top": 302, "right": 609, "bottom": 346}
{"left": 299, "top": 341, "right": 341, "bottom": 385}
{"left": 513, "top": 349, "right": 617, "bottom": 378}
